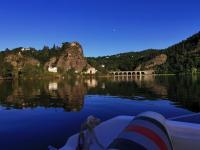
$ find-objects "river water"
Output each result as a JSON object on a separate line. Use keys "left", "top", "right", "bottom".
{"left": 0, "top": 75, "right": 199, "bottom": 149}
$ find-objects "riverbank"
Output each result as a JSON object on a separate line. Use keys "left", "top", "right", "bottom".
{"left": 1, "top": 72, "right": 199, "bottom": 80}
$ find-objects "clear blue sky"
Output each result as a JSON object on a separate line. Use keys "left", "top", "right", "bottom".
{"left": 0, "top": 0, "right": 200, "bottom": 56}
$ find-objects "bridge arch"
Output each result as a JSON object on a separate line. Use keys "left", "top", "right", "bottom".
{"left": 123, "top": 72, "right": 128, "bottom": 75}
{"left": 109, "top": 70, "right": 154, "bottom": 76}
{"left": 128, "top": 72, "right": 132, "bottom": 76}
{"left": 118, "top": 72, "right": 123, "bottom": 76}
{"left": 137, "top": 72, "right": 141, "bottom": 75}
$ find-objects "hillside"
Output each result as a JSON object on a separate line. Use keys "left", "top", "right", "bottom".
{"left": 0, "top": 42, "right": 89, "bottom": 78}
{"left": 87, "top": 49, "right": 162, "bottom": 72}
{"left": 87, "top": 32, "right": 200, "bottom": 74}
{"left": 161, "top": 32, "right": 200, "bottom": 73}
{"left": 0, "top": 32, "right": 200, "bottom": 78}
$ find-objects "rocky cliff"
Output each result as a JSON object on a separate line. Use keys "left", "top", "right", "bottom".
{"left": 5, "top": 53, "right": 40, "bottom": 70}
{"left": 135, "top": 54, "right": 167, "bottom": 71}
{"left": 44, "top": 42, "right": 89, "bottom": 72}
{"left": 0, "top": 42, "right": 90, "bottom": 77}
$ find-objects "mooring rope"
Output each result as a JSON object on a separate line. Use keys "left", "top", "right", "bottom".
{"left": 76, "top": 116, "right": 105, "bottom": 150}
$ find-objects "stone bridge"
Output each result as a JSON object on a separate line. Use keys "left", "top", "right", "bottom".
{"left": 109, "top": 70, "right": 155, "bottom": 76}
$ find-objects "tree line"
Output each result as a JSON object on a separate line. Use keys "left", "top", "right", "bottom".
{"left": 87, "top": 32, "right": 200, "bottom": 74}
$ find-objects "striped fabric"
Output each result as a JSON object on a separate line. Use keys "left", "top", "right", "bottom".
{"left": 108, "top": 115, "right": 173, "bottom": 150}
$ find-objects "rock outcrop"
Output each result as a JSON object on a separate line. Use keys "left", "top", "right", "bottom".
{"left": 5, "top": 53, "right": 40, "bottom": 69}
{"left": 45, "top": 42, "right": 89, "bottom": 72}
{"left": 135, "top": 54, "right": 167, "bottom": 71}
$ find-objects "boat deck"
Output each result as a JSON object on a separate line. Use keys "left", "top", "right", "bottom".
{"left": 172, "top": 113, "right": 200, "bottom": 124}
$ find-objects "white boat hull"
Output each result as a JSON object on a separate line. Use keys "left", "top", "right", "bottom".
{"left": 60, "top": 113, "right": 200, "bottom": 150}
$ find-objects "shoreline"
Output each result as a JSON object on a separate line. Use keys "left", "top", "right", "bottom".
{"left": 1, "top": 73, "right": 199, "bottom": 80}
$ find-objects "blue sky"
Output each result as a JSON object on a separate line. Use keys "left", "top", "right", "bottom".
{"left": 0, "top": 0, "right": 200, "bottom": 56}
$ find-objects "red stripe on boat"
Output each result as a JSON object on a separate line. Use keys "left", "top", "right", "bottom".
{"left": 126, "top": 125, "right": 168, "bottom": 150}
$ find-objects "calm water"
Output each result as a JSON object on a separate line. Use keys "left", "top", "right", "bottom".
{"left": 0, "top": 75, "right": 200, "bottom": 150}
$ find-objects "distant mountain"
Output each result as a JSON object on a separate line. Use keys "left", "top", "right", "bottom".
{"left": 87, "top": 32, "right": 200, "bottom": 74}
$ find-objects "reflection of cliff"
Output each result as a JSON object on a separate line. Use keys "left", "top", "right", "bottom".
{"left": 0, "top": 80, "right": 86, "bottom": 111}
{"left": 56, "top": 80, "right": 86, "bottom": 111}
{"left": 134, "top": 76, "right": 168, "bottom": 98}
{"left": 1, "top": 76, "right": 200, "bottom": 112}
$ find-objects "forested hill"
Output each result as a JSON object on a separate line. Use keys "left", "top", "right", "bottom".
{"left": 0, "top": 32, "right": 200, "bottom": 77}
{"left": 87, "top": 32, "right": 200, "bottom": 74}
{"left": 162, "top": 32, "right": 200, "bottom": 73}
{"left": 0, "top": 42, "right": 89, "bottom": 78}
{"left": 87, "top": 49, "right": 162, "bottom": 72}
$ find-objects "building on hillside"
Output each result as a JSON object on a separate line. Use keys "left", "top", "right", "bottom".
{"left": 75, "top": 70, "right": 79, "bottom": 73}
{"left": 21, "top": 48, "right": 31, "bottom": 51}
{"left": 85, "top": 67, "right": 97, "bottom": 75}
{"left": 101, "top": 64, "right": 105, "bottom": 68}
{"left": 70, "top": 42, "right": 77, "bottom": 47}
{"left": 48, "top": 66, "right": 58, "bottom": 73}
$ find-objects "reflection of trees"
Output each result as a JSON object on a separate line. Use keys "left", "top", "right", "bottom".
{"left": 0, "top": 76, "right": 200, "bottom": 112}
{"left": 165, "top": 76, "right": 200, "bottom": 112}
{"left": 87, "top": 76, "right": 167, "bottom": 100}
{"left": 87, "top": 76, "right": 200, "bottom": 112}
{"left": 134, "top": 76, "right": 168, "bottom": 98}
{"left": 0, "top": 79, "right": 86, "bottom": 111}
{"left": 55, "top": 80, "right": 86, "bottom": 111}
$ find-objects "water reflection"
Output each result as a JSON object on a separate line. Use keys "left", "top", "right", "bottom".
{"left": 88, "top": 75, "right": 200, "bottom": 112}
{"left": 0, "top": 75, "right": 200, "bottom": 112}
{"left": 111, "top": 75, "right": 168, "bottom": 97}
{"left": 85, "top": 79, "right": 98, "bottom": 88}
{"left": 0, "top": 79, "right": 86, "bottom": 111}
{"left": 49, "top": 82, "right": 58, "bottom": 91}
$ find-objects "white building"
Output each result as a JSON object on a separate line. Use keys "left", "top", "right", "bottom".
{"left": 86, "top": 67, "right": 97, "bottom": 75}
{"left": 21, "top": 48, "right": 31, "bottom": 51}
{"left": 48, "top": 66, "right": 58, "bottom": 73}
{"left": 74, "top": 70, "right": 79, "bottom": 73}
{"left": 70, "top": 42, "right": 77, "bottom": 47}
{"left": 101, "top": 64, "right": 105, "bottom": 68}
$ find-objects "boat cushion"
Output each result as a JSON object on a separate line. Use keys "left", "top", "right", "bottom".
{"left": 108, "top": 112, "right": 173, "bottom": 150}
